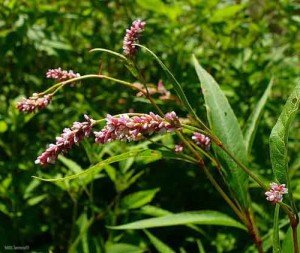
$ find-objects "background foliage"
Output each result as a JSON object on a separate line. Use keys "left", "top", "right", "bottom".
{"left": 0, "top": 0, "right": 299, "bottom": 252}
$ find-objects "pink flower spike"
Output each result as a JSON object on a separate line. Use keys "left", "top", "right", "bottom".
{"left": 174, "top": 144, "right": 184, "bottom": 153}
{"left": 35, "top": 115, "right": 94, "bottom": 166}
{"left": 123, "top": 19, "right": 146, "bottom": 56}
{"left": 94, "top": 112, "right": 180, "bottom": 145}
{"left": 265, "top": 182, "right": 288, "bottom": 203}
{"left": 46, "top": 68, "right": 80, "bottom": 81}
{"left": 17, "top": 93, "right": 52, "bottom": 113}
{"left": 192, "top": 132, "right": 211, "bottom": 151}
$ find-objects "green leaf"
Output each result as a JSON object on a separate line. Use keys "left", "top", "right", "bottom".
{"left": 27, "top": 194, "right": 47, "bottom": 206}
{"left": 193, "top": 56, "right": 249, "bottom": 208}
{"left": 244, "top": 79, "right": 273, "bottom": 154}
{"left": 0, "top": 121, "right": 8, "bottom": 133}
{"left": 58, "top": 155, "right": 82, "bottom": 174}
{"left": 144, "top": 230, "right": 175, "bottom": 253}
{"left": 120, "top": 188, "right": 160, "bottom": 210}
{"left": 105, "top": 243, "right": 145, "bottom": 253}
{"left": 270, "top": 82, "right": 300, "bottom": 205}
{"left": 140, "top": 205, "right": 204, "bottom": 235}
{"left": 33, "top": 150, "right": 147, "bottom": 182}
{"left": 272, "top": 205, "right": 281, "bottom": 253}
{"left": 108, "top": 211, "right": 246, "bottom": 230}
{"left": 210, "top": 4, "right": 245, "bottom": 23}
{"left": 196, "top": 240, "right": 206, "bottom": 253}
{"left": 136, "top": 0, "right": 182, "bottom": 20}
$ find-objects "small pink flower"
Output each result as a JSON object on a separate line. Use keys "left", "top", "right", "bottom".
{"left": 123, "top": 19, "right": 146, "bottom": 56}
{"left": 192, "top": 132, "right": 211, "bottom": 151}
{"left": 157, "top": 80, "right": 171, "bottom": 100}
{"left": 46, "top": 68, "right": 80, "bottom": 81}
{"left": 35, "top": 115, "right": 94, "bottom": 165}
{"left": 265, "top": 183, "right": 288, "bottom": 203}
{"left": 174, "top": 144, "right": 184, "bottom": 153}
{"left": 17, "top": 93, "right": 52, "bottom": 113}
{"left": 94, "top": 112, "right": 180, "bottom": 144}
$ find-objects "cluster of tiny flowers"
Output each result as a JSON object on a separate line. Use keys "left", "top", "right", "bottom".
{"left": 94, "top": 112, "right": 180, "bottom": 144}
{"left": 46, "top": 68, "right": 80, "bottom": 81}
{"left": 133, "top": 80, "right": 171, "bottom": 100}
{"left": 265, "top": 183, "right": 288, "bottom": 203}
{"left": 17, "top": 93, "right": 52, "bottom": 113}
{"left": 174, "top": 144, "right": 184, "bottom": 153}
{"left": 123, "top": 19, "right": 146, "bottom": 56}
{"left": 192, "top": 132, "right": 211, "bottom": 151}
{"left": 35, "top": 115, "right": 94, "bottom": 165}
{"left": 157, "top": 80, "right": 171, "bottom": 100}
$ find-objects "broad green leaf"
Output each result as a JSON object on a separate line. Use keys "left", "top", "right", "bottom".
{"left": 120, "top": 189, "right": 160, "bottom": 210}
{"left": 105, "top": 243, "right": 145, "bottom": 253}
{"left": 144, "top": 230, "right": 175, "bottom": 253}
{"left": 193, "top": 56, "right": 249, "bottom": 208}
{"left": 109, "top": 211, "right": 246, "bottom": 230}
{"left": 244, "top": 79, "right": 273, "bottom": 154}
{"left": 273, "top": 205, "right": 280, "bottom": 253}
{"left": 270, "top": 82, "right": 300, "bottom": 206}
{"left": 33, "top": 150, "right": 148, "bottom": 182}
{"left": 282, "top": 224, "right": 300, "bottom": 252}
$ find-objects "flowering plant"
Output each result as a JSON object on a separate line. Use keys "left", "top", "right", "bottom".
{"left": 17, "top": 19, "right": 300, "bottom": 252}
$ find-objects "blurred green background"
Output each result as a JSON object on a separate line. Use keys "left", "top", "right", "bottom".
{"left": 0, "top": 0, "right": 299, "bottom": 252}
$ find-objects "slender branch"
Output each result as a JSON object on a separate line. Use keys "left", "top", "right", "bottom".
{"left": 291, "top": 217, "right": 299, "bottom": 253}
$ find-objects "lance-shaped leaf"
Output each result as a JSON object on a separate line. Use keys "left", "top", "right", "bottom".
{"left": 108, "top": 211, "right": 246, "bottom": 230}
{"left": 270, "top": 82, "right": 300, "bottom": 206}
{"left": 244, "top": 78, "right": 273, "bottom": 154}
{"left": 33, "top": 150, "right": 160, "bottom": 182}
{"left": 144, "top": 230, "right": 175, "bottom": 253}
{"left": 193, "top": 56, "right": 249, "bottom": 208}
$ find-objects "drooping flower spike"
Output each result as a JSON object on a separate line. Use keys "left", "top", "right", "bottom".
{"left": 265, "top": 183, "right": 288, "bottom": 203}
{"left": 35, "top": 115, "right": 94, "bottom": 165}
{"left": 192, "top": 132, "right": 211, "bottom": 151}
{"left": 94, "top": 112, "right": 180, "bottom": 144}
{"left": 123, "top": 19, "right": 146, "bottom": 56}
{"left": 46, "top": 68, "right": 80, "bottom": 81}
{"left": 17, "top": 93, "right": 52, "bottom": 113}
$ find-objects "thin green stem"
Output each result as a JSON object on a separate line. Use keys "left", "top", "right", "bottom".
{"left": 202, "top": 164, "right": 247, "bottom": 224}
{"left": 40, "top": 74, "right": 145, "bottom": 96}
{"left": 189, "top": 141, "right": 221, "bottom": 170}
